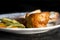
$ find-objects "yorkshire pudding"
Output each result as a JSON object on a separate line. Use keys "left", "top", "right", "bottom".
{"left": 26, "top": 12, "right": 50, "bottom": 28}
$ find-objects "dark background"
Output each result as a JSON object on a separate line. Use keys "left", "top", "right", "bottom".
{"left": 0, "top": 1, "right": 60, "bottom": 40}
{"left": 0, "top": 0, "right": 60, "bottom": 14}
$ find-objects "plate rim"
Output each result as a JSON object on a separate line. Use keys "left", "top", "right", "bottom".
{"left": 0, "top": 25, "right": 60, "bottom": 30}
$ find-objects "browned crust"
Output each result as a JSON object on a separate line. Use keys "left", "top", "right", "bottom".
{"left": 26, "top": 12, "right": 50, "bottom": 28}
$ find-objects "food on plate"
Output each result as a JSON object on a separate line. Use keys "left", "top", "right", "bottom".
{"left": 47, "top": 11, "right": 59, "bottom": 26}
{"left": 49, "top": 11, "right": 59, "bottom": 22}
{"left": 15, "top": 18, "right": 27, "bottom": 27}
{"left": 0, "top": 18, "right": 25, "bottom": 28}
{"left": 0, "top": 9, "right": 59, "bottom": 28}
{"left": 30, "top": 9, "right": 41, "bottom": 13}
{"left": 26, "top": 12, "right": 50, "bottom": 28}
{"left": 25, "top": 10, "right": 59, "bottom": 28}
{"left": 25, "top": 9, "right": 41, "bottom": 18}
{"left": 0, "top": 23, "right": 6, "bottom": 28}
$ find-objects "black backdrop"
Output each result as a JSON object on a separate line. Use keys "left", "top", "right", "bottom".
{"left": 0, "top": 1, "right": 60, "bottom": 14}
{"left": 0, "top": 1, "right": 60, "bottom": 40}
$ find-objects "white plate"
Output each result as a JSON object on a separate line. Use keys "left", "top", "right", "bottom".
{"left": 0, "top": 13, "right": 60, "bottom": 34}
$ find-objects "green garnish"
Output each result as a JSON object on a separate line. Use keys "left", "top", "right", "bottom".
{"left": 1, "top": 18, "right": 25, "bottom": 28}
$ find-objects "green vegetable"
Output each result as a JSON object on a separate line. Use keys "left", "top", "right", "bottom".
{"left": 1, "top": 18, "right": 25, "bottom": 28}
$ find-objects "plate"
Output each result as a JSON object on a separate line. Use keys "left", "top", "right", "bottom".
{"left": 0, "top": 13, "right": 60, "bottom": 34}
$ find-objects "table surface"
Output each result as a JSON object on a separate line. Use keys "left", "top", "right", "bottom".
{"left": 0, "top": 14, "right": 60, "bottom": 40}
{"left": 0, "top": 27, "right": 60, "bottom": 40}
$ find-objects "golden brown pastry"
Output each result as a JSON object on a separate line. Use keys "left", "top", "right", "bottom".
{"left": 25, "top": 9, "right": 59, "bottom": 28}
{"left": 26, "top": 12, "right": 50, "bottom": 28}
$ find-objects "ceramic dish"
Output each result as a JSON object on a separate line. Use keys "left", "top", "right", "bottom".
{"left": 0, "top": 13, "right": 60, "bottom": 34}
